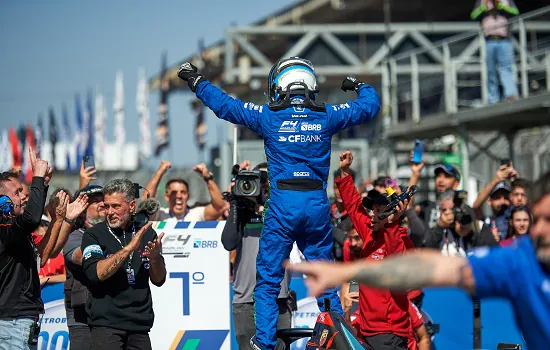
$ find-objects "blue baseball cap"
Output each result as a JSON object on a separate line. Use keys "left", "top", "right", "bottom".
{"left": 434, "top": 164, "right": 461, "bottom": 182}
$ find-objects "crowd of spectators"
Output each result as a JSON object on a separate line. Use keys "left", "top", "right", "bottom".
{"left": 0, "top": 141, "right": 536, "bottom": 350}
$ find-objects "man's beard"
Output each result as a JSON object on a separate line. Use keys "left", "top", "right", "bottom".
{"left": 86, "top": 214, "right": 105, "bottom": 226}
{"left": 107, "top": 212, "right": 130, "bottom": 229}
{"left": 494, "top": 204, "right": 509, "bottom": 216}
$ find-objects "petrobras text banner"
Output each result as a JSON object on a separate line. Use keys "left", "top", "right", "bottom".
{"left": 149, "top": 220, "right": 231, "bottom": 350}
{"left": 38, "top": 283, "right": 69, "bottom": 350}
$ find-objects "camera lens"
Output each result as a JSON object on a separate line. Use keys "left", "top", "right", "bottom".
{"left": 239, "top": 180, "right": 257, "bottom": 196}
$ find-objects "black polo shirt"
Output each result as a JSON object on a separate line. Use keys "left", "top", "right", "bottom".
{"left": 81, "top": 221, "right": 164, "bottom": 332}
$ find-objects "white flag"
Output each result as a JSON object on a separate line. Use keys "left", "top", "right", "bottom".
{"left": 94, "top": 91, "right": 107, "bottom": 169}
{"left": 114, "top": 71, "right": 125, "bottom": 167}
{"left": 0, "top": 129, "right": 13, "bottom": 172}
{"left": 136, "top": 67, "right": 152, "bottom": 159}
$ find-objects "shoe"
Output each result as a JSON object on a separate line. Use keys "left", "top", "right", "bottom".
{"left": 250, "top": 335, "right": 267, "bottom": 350}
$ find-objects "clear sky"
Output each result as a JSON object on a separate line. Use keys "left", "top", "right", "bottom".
{"left": 0, "top": 0, "right": 296, "bottom": 168}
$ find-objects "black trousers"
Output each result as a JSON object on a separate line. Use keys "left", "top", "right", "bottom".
{"left": 90, "top": 327, "right": 152, "bottom": 350}
{"left": 364, "top": 334, "right": 408, "bottom": 350}
{"left": 68, "top": 325, "right": 91, "bottom": 350}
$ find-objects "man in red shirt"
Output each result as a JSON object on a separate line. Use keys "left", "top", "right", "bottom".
{"left": 338, "top": 182, "right": 431, "bottom": 349}
{"left": 336, "top": 150, "right": 411, "bottom": 350}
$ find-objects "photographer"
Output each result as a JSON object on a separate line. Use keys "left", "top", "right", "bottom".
{"left": 81, "top": 179, "right": 166, "bottom": 350}
{"left": 0, "top": 148, "right": 54, "bottom": 349}
{"left": 424, "top": 190, "right": 496, "bottom": 255}
{"left": 63, "top": 185, "right": 104, "bottom": 350}
{"left": 221, "top": 162, "right": 292, "bottom": 350}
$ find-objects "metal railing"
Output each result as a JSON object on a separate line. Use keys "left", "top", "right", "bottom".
{"left": 380, "top": 5, "right": 550, "bottom": 126}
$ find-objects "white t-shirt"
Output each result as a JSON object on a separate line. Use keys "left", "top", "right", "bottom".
{"left": 157, "top": 206, "right": 206, "bottom": 222}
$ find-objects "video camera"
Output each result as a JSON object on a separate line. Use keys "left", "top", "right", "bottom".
{"left": 233, "top": 170, "right": 268, "bottom": 198}
{"left": 453, "top": 190, "right": 473, "bottom": 226}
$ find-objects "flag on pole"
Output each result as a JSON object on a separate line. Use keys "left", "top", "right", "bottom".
{"left": 48, "top": 107, "right": 58, "bottom": 169}
{"left": 75, "top": 94, "right": 85, "bottom": 169}
{"left": 192, "top": 99, "right": 207, "bottom": 152}
{"left": 8, "top": 127, "right": 21, "bottom": 170}
{"left": 137, "top": 67, "right": 152, "bottom": 159}
{"left": 0, "top": 129, "right": 13, "bottom": 172}
{"left": 114, "top": 71, "right": 125, "bottom": 167}
{"left": 194, "top": 40, "right": 207, "bottom": 152}
{"left": 22, "top": 125, "right": 36, "bottom": 184}
{"left": 94, "top": 91, "right": 107, "bottom": 169}
{"left": 155, "top": 52, "right": 169, "bottom": 156}
{"left": 35, "top": 114, "right": 44, "bottom": 158}
{"left": 84, "top": 90, "right": 94, "bottom": 158}
{"left": 62, "top": 104, "right": 73, "bottom": 171}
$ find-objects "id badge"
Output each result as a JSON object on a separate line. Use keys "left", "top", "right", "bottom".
{"left": 126, "top": 268, "right": 136, "bottom": 285}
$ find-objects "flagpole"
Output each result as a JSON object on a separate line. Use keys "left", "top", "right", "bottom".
{"left": 233, "top": 125, "right": 238, "bottom": 166}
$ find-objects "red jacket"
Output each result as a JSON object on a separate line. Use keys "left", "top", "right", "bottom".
{"left": 336, "top": 174, "right": 410, "bottom": 338}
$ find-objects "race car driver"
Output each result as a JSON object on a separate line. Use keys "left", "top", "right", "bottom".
{"left": 178, "top": 57, "right": 380, "bottom": 350}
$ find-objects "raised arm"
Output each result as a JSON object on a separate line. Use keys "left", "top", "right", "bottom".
{"left": 472, "top": 165, "right": 514, "bottom": 219}
{"left": 177, "top": 62, "right": 263, "bottom": 135}
{"left": 193, "top": 163, "right": 225, "bottom": 221}
{"left": 36, "top": 191, "right": 69, "bottom": 264}
{"left": 335, "top": 151, "right": 373, "bottom": 244}
{"left": 50, "top": 194, "right": 89, "bottom": 257}
{"left": 286, "top": 250, "right": 475, "bottom": 298}
{"left": 141, "top": 160, "right": 171, "bottom": 200}
{"left": 327, "top": 78, "right": 380, "bottom": 133}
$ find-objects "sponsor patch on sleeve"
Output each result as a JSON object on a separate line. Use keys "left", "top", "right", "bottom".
{"left": 82, "top": 244, "right": 103, "bottom": 260}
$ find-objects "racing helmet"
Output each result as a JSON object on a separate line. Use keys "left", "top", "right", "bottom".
{"left": 267, "top": 57, "right": 318, "bottom": 102}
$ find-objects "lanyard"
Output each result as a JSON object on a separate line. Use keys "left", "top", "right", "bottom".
{"left": 107, "top": 225, "right": 135, "bottom": 270}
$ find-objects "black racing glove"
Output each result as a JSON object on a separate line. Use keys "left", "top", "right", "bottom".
{"left": 177, "top": 62, "right": 207, "bottom": 92}
{"left": 341, "top": 76, "right": 365, "bottom": 92}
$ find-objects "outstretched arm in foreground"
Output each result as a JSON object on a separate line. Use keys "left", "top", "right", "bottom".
{"left": 286, "top": 250, "right": 475, "bottom": 297}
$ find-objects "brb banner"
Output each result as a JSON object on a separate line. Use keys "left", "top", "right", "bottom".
{"left": 149, "top": 220, "right": 231, "bottom": 350}
{"left": 38, "top": 220, "right": 230, "bottom": 350}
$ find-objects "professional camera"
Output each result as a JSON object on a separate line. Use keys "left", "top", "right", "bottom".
{"left": 233, "top": 170, "right": 268, "bottom": 198}
{"left": 378, "top": 185, "right": 419, "bottom": 220}
{"left": 453, "top": 190, "right": 473, "bottom": 226}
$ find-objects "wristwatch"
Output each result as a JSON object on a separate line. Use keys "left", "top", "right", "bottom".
{"left": 203, "top": 172, "right": 214, "bottom": 182}
{"left": 63, "top": 216, "right": 76, "bottom": 225}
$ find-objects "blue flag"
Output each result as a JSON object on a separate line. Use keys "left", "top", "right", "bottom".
{"left": 75, "top": 94, "right": 85, "bottom": 168}
{"left": 62, "top": 104, "right": 73, "bottom": 171}
{"left": 85, "top": 91, "right": 94, "bottom": 158}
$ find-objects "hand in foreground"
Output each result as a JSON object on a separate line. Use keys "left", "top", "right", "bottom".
{"left": 144, "top": 232, "right": 165, "bottom": 261}
{"left": 339, "top": 150, "right": 353, "bottom": 173}
{"left": 409, "top": 150, "right": 425, "bottom": 176}
{"left": 341, "top": 77, "right": 365, "bottom": 92}
{"left": 285, "top": 260, "right": 353, "bottom": 298}
{"left": 29, "top": 147, "right": 49, "bottom": 178}
{"left": 158, "top": 160, "right": 171, "bottom": 174}
{"left": 177, "top": 62, "right": 206, "bottom": 92}
{"left": 49, "top": 191, "right": 70, "bottom": 220}
{"left": 124, "top": 222, "right": 153, "bottom": 252}
{"left": 66, "top": 194, "right": 89, "bottom": 220}
{"left": 193, "top": 163, "right": 211, "bottom": 178}
{"left": 80, "top": 161, "right": 97, "bottom": 187}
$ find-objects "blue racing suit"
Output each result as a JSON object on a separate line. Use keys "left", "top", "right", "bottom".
{"left": 194, "top": 81, "right": 380, "bottom": 349}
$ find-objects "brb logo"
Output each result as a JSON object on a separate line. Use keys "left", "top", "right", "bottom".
{"left": 193, "top": 240, "right": 218, "bottom": 248}
{"left": 300, "top": 122, "right": 321, "bottom": 131}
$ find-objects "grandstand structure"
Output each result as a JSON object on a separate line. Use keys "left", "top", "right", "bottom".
{"left": 150, "top": 0, "right": 550, "bottom": 200}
